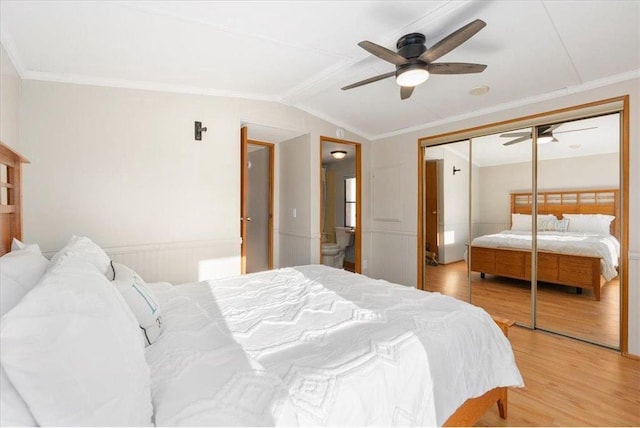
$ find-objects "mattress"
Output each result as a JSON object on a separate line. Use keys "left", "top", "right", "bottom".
{"left": 470, "top": 231, "right": 620, "bottom": 281}
{"left": 145, "top": 265, "right": 523, "bottom": 426}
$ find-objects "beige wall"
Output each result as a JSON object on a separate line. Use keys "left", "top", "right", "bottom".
{"left": 1, "top": 43, "right": 21, "bottom": 150}
{"left": 19, "top": 80, "right": 372, "bottom": 278}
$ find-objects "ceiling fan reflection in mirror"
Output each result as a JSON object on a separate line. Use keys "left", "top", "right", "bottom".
{"left": 500, "top": 124, "right": 598, "bottom": 146}
{"left": 341, "top": 19, "right": 487, "bottom": 100}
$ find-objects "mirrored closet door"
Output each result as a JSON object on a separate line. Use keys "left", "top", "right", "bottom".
{"left": 468, "top": 129, "right": 533, "bottom": 328}
{"left": 534, "top": 113, "right": 621, "bottom": 348}
{"left": 422, "top": 141, "right": 471, "bottom": 302}
{"left": 420, "top": 101, "right": 625, "bottom": 350}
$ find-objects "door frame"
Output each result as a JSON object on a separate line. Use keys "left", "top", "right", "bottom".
{"left": 416, "top": 96, "right": 630, "bottom": 355}
{"left": 319, "top": 136, "right": 362, "bottom": 273}
{"left": 241, "top": 127, "right": 275, "bottom": 274}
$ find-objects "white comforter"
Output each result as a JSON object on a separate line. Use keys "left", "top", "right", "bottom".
{"left": 470, "top": 231, "right": 620, "bottom": 281}
{"left": 146, "top": 265, "right": 523, "bottom": 426}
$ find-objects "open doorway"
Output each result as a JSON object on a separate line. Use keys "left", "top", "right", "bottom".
{"left": 320, "top": 137, "right": 361, "bottom": 272}
{"left": 241, "top": 122, "right": 308, "bottom": 272}
{"left": 241, "top": 127, "right": 274, "bottom": 274}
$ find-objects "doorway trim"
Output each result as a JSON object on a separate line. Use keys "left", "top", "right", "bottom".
{"left": 416, "top": 96, "right": 630, "bottom": 355}
{"left": 319, "top": 136, "right": 362, "bottom": 273}
{"left": 240, "top": 126, "right": 275, "bottom": 274}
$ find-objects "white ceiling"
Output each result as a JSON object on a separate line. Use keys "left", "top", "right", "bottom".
{"left": 1, "top": 1, "right": 639, "bottom": 140}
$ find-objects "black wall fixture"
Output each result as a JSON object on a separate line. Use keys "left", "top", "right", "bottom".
{"left": 453, "top": 166, "right": 461, "bottom": 175}
{"left": 195, "top": 121, "right": 207, "bottom": 140}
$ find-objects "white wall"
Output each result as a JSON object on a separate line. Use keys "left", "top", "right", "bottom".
{"left": 368, "top": 132, "right": 417, "bottom": 286}
{"left": 19, "top": 80, "right": 372, "bottom": 282}
{"left": 278, "top": 134, "right": 312, "bottom": 267}
{"left": 371, "top": 77, "right": 640, "bottom": 356}
{"left": 1, "top": 43, "right": 21, "bottom": 150}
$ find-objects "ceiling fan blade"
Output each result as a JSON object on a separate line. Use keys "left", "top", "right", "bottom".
{"left": 400, "top": 86, "right": 414, "bottom": 100}
{"left": 553, "top": 126, "right": 598, "bottom": 135}
{"left": 500, "top": 132, "right": 530, "bottom": 138}
{"left": 358, "top": 41, "right": 408, "bottom": 66}
{"left": 537, "top": 124, "right": 560, "bottom": 135}
{"left": 419, "top": 19, "right": 486, "bottom": 64}
{"left": 427, "top": 62, "right": 487, "bottom": 74}
{"left": 503, "top": 135, "right": 531, "bottom": 146}
{"left": 341, "top": 71, "right": 396, "bottom": 90}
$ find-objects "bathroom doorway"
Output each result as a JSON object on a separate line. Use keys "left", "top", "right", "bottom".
{"left": 319, "top": 137, "right": 361, "bottom": 272}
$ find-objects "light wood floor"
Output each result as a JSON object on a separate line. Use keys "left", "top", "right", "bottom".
{"left": 476, "top": 326, "right": 640, "bottom": 426}
{"left": 424, "top": 261, "right": 620, "bottom": 347}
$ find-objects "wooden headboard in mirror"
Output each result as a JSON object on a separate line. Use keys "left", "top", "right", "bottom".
{"left": 510, "top": 188, "right": 619, "bottom": 239}
{"left": 0, "top": 141, "right": 29, "bottom": 256}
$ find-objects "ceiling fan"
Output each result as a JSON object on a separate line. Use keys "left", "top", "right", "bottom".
{"left": 341, "top": 19, "right": 487, "bottom": 100}
{"left": 501, "top": 124, "right": 598, "bottom": 146}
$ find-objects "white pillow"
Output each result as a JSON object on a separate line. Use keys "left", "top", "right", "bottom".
{"left": 0, "top": 254, "right": 153, "bottom": 426}
{"left": 537, "top": 217, "right": 570, "bottom": 232}
{"left": 0, "top": 243, "right": 49, "bottom": 317}
{"left": 511, "top": 214, "right": 556, "bottom": 232}
{"left": 10, "top": 238, "right": 35, "bottom": 251}
{"left": 48, "top": 235, "right": 111, "bottom": 276}
{"left": 563, "top": 213, "right": 615, "bottom": 235}
{"left": 112, "top": 262, "right": 163, "bottom": 346}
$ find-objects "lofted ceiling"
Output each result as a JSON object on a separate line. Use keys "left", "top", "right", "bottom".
{"left": 1, "top": 1, "right": 639, "bottom": 140}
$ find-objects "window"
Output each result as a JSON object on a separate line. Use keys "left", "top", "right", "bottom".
{"left": 344, "top": 177, "right": 356, "bottom": 228}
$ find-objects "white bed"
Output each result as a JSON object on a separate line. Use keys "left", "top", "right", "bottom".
{"left": 145, "top": 264, "right": 523, "bottom": 426}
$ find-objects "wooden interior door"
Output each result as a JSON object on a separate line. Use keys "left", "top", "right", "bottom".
{"left": 425, "top": 160, "right": 439, "bottom": 261}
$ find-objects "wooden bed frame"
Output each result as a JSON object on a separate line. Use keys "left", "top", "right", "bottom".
{"left": 0, "top": 141, "right": 29, "bottom": 255}
{"left": 470, "top": 189, "right": 619, "bottom": 301}
{"left": 0, "top": 141, "right": 514, "bottom": 427}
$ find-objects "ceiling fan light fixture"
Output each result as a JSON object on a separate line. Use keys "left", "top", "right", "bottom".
{"left": 537, "top": 135, "right": 554, "bottom": 145}
{"left": 331, "top": 150, "right": 347, "bottom": 159}
{"left": 396, "top": 67, "right": 429, "bottom": 87}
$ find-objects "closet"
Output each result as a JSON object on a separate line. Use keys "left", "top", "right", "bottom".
{"left": 418, "top": 98, "right": 628, "bottom": 350}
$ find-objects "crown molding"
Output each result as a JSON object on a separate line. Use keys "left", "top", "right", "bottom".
{"left": 21, "top": 70, "right": 281, "bottom": 103}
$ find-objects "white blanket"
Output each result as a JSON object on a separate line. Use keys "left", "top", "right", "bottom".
{"left": 470, "top": 231, "right": 620, "bottom": 281}
{"left": 146, "top": 265, "right": 523, "bottom": 426}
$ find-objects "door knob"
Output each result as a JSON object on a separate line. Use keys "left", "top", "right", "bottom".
{"left": 432, "top": 211, "right": 437, "bottom": 214}
{"left": 241, "top": 217, "right": 252, "bottom": 222}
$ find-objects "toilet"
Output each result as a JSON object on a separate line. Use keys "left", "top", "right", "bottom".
{"left": 321, "top": 227, "right": 353, "bottom": 268}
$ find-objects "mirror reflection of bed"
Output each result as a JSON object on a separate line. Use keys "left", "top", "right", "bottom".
{"left": 422, "top": 112, "right": 621, "bottom": 349}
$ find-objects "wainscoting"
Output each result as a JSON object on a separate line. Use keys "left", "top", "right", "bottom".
{"left": 369, "top": 230, "right": 416, "bottom": 287}
{"left": 278, "top": 231, "right": 312, "bottom": 268}
{"left": 46, "top": 239, "right": 241, "bottom": 285}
